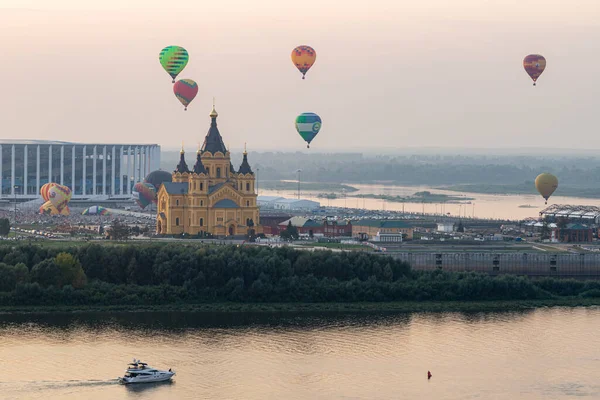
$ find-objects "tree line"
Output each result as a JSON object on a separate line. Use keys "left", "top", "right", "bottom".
{"left": 0, "top": 243, "right": 599, "bottom": 306}
{"left": 162, "top": 151, "right": 600, "bottom": 188}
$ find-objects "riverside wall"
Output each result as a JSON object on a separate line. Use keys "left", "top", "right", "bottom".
{"left": 391, "top": 252, "right": 600, "bottom": 278}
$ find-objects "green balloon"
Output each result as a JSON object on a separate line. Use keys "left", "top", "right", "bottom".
{"left": 159, "top": 46, "right": 189, "bottom": 83}
{"left": 295, "top": 112, "right": 322, "bottom": 148}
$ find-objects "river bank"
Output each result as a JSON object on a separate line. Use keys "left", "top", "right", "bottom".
{"left": 439, "top": 183, "right": 600, "bottom": 199}
{"left": 2, "top": 298, "right": 600, "bottom": 315}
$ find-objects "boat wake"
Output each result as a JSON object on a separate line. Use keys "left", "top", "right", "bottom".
{"left": 0, "top": 379, "right": 119, "bottom": 392}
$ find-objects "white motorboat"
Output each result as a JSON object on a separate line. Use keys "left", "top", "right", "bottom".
{"left": 118, "top": 359, "right": 175, "bottom": 384}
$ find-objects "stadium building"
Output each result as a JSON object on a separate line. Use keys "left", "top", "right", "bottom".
{"left": 0, "top": 140, "right": 160, "bottom": 198}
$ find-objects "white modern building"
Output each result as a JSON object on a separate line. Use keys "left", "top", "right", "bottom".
{"left": 257, "top": 196, "right": 285, "bottom": 208}
{"left": 257, "top": 196, "right": 320, "bottom": 210}
{"left": 437, "top": 222, "right": 455, "bottom": 233}
{"left": 272, "top": 198, "right": 321, "bottom": 210}
{"left": 0, "top": 140, "right": 160, "bottom": 198}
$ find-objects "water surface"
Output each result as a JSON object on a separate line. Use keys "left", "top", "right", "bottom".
{"left": 261, "top": 183, "right": 600, "bottom": 220}
{"left": 1, "top": 308, "right": 599, "bottom": 399}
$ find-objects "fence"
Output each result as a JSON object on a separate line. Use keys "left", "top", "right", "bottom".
{"left": 391, "top": 252, "right": 600, "bottom": 278}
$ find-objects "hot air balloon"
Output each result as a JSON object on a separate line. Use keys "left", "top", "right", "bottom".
{"left": 159, "top": 46, "right": 189, "bottom": 83}
{"left": 291, "top": 46, "right": 316, "bottom": 79}
{"left": 173, "top": 79, "right": 198, "bottom": 111}
{"left": 145, "top": 170, "right": 172, "bottom": 194}
{"left": 40, "top": 182, "right": 58, "bottom": 202}
{"left": 40, "top": 201, "right": 70, "bottom": 216}
{"left": 523, "top": 54, "right": 546, "bottom": 86}
{"left": 295, "top": 112, "right": 322, "bottom": 148}
{"left": 535, "top": 173, "right": 558, "bottom": 204}
{"left": 132, "top": 182, "right": 157, "bottom": 209}
{"left": 48, "top": 185, "right": 72, "bottom": 212}
{"left": 82, "top": 206, "right": 110, "bottom": 216}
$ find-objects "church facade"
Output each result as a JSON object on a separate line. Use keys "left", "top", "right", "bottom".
{"left": 156, "top": 106, "right": 261, "bottom": 237}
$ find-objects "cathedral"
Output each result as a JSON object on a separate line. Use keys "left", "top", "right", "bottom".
{"left": 156, "top": 106, "right": 261, "bottom": 237}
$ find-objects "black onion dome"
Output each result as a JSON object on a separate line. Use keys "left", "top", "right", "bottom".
{"left": 201, "top": 106, "right": 228, "bottom": 154}
{"left": 193, "top": 151, "right": 207, "bottom": 174}
{"left": 144, "top": 170, "right": 172, "bottom": 191}
{"left": 175, "top": 150, "right": 189, "bottom": 174}
{"left": 238, "top": 152, "right": 253, "bottom": 174}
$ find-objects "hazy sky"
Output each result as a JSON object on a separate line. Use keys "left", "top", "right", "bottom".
{"left": 1, "top": 0, "right": 599, "bottom": 152}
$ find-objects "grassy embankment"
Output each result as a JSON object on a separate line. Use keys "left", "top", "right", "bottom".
{"left": 2, "top": 298, "right": 600, "bottom": 315}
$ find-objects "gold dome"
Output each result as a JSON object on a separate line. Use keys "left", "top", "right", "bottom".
{"left": 209, "top": 106, "right": 218, "bottom": 118}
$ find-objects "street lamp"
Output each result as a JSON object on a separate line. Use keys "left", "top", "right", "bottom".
{"left": 296, "top": 169, "right": 302, "bottom": 200}
{"left": 13, "top": 185, "right": 18, "bottom": 223}
{"left": 180, "top": 188, "right": 186, "bottom": 237}
{"left": 256, "top": 167, "right": 260, "bottom": 196}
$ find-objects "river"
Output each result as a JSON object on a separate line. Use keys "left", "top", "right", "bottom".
{"left": 260, "top": 183, "right": 600, "bottom": 220}
{"left": 1, "top": 308, "right": 599, "bottom": 399}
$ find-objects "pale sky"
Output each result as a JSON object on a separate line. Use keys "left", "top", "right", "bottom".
{"left": 1, "top": 0, "right": 599, "bottom": 152}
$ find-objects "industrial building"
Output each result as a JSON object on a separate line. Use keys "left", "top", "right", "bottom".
{"left": 276, "top": 216, "right": 352, "bottom": 237}
{"left": 352, "top": 219, "right": 414, "bottom": 242}
{"left": 539, "top": 204, "right": 600, "bottom": 224}
{"left": 0, "top": 140, "right": 160, "bottom": 198}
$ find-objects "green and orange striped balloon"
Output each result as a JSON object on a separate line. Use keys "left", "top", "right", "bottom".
{"left": 159, "top": 46, "right": 189, "bottom": 83}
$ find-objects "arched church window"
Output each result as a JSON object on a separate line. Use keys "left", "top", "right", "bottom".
{"left": 246, "top": 200, "right": 250, "bottom": 207}
{"left": 200, "top": 183, "right": 203, "bottom": 191}
{"left": 200, "top": 200, "right": 204, "bottom": 206}
{"left": 217, "top": 167, "right": 221, "bottom": 178}
{"left": 176, "top": 199, "right": 179, "bottom": 206}
{"left": 246, "top": 183, "right": 250, "bottom": 191}
{"left": 175, "top": 218, "right": 180, "bottom": 226}
{"left": 200, "top": 218, "right": 204, "bottom": 227}
{"left": 206, "top": 167, "right": 210, "bottom": 175}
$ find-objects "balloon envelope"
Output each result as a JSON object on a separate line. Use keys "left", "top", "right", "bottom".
{"left": 40, "top": 200, "right": 70, "bottom": 216}
{"left": 145, "top": 170, "right": 172, "bottom": 192}
{"left": 295, "top": 112, "right": 322, "bottom": 147}
{"left": 523, "top": 54, "right": 546, "bottom": 85}
{"left": 159, "top": 46, "right": 189, "bottom": 82}
{"left": 82, "top": 206, "right": 110, "bottom": 216}
{"left": 291, "top": 46, "right": 316, "bottom": 79}
{"left": 173, "top": 79, "right": 198, "bottom": 110}
{"left": 133, "top": 182, "right": 156, "bottom": 209}
{"left": 40, "top": 182, "right": 58, "bottom": 202}
{"left": 535, "top": 173, "right": 558, "bottom": 203}
{"left": 48, "top": 185, "right": 72, "bottom": 212}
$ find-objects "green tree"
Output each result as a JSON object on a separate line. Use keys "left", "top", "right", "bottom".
{"left": 13, "top": 263, "right": 29, "bottom": 285}
{"left": 281, "top": 221, "right": 299, "bottom": 241}
{"left": 55, "top": 252, "right": 87, "bottom": 288}
{"left": 30, "top": 259, "right": 62, "bottom": 287}
{"left": 107, "top": 220, "right": 131, "bottom": 241}
{"left": 0, "top": 218, "right": 10, "bottom": 236}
